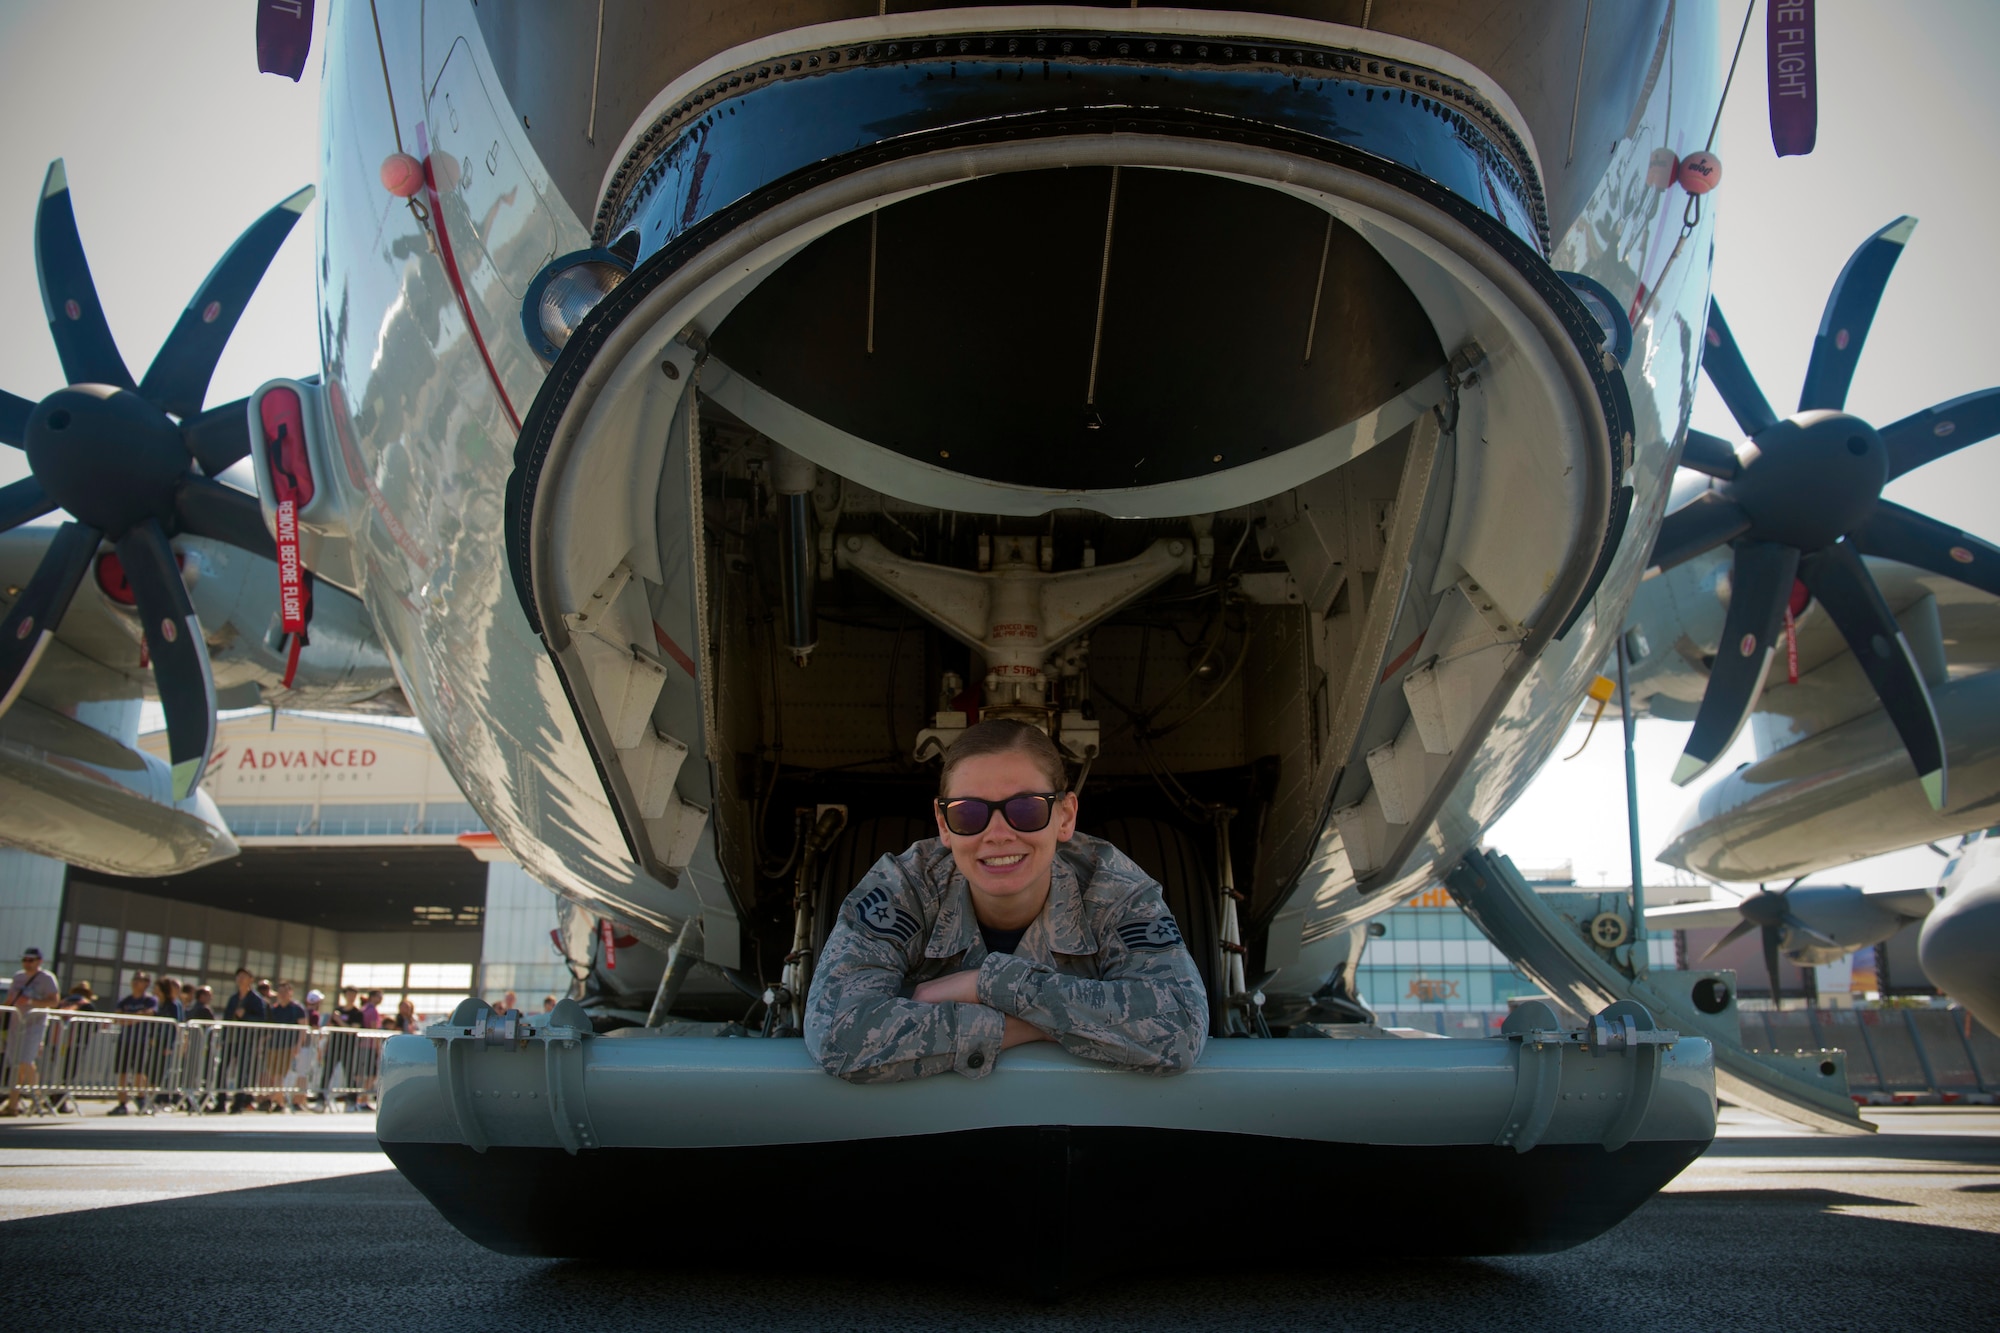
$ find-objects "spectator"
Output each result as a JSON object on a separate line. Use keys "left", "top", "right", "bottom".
{"left": 355, "top": 990, "right": 385, "bottom": 1111}
{"left": 222, "top": 969, "right": 267, "bottom": 1023}
{"left": 221, "top": 968, "right": 268, "bottom": 1113}
{"left": 280, "top": 1018, "right": 322, "bottom": 1113}
{"left": 542, "top": 996, "right": 557, "bottom": 1014}
{"left": 336, "top": 986, "right": 363, "bottom": 1028}
{"left": 394, "top": 997, "right": 420, "bottom": 1034}
{"left": 304, "top": 988, "right": 326, "bottom": 1029}
{"left": 52, "top": 976, "right": 95, "bottom": 1110}
{"left": 111, "top": 972, "right": 159, "bottom": 1115}
{"left": 261, "top": 982, "right": 308, "bottom": 1111}
{"left": 149, "top": 978, "right": 187, "bottom": 1113}
{"left": 187, "top": 986, "right": 215, "bottom": 1022}
{"left": 269, "top": 982, "right": 306, "bottom": 1028}
{"left": 500, "top": 990, "right": 518, "bottom": 1015}
{"left": 3, "top": 948, "right": 59, "bottom": 1117}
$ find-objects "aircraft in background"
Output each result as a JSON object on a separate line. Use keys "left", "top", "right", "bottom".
{"left": 1585, "top": 216, "right": 2000, "bottom": 1022}
{"left": 3, "top": 0, "right": 1987, "bottom": 1269}
{"left": 1921, "top": 830, "right": 2000, "bottom": 1031}
{"left": 0, "top": 171, "right": 402, "bottom": 874}
{"left": 1645, "top": 879, "right": 1939, "bottom": 1004}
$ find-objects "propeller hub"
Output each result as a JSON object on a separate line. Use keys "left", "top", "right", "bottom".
{"left": 1739, "top": 890, "right": 1790, "bottom": 928}
{"left": 24, "top": 384, "right": 189, "bottom": 536}
{"left": 1732, "top": 410, "right": 1888, "bottom": 550}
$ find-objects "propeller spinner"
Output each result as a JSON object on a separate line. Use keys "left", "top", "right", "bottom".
{"left": 0, "top": 161, "right": 312, "bottom": 798}
{"left": 1654, "top": 217, "right": 2000, "bottom": 808}
{"left": 1698, "top": 881, "right": 1835, "bottom": 1009}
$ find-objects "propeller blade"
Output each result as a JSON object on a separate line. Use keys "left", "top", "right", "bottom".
{"left": 180, "top": 397, "right": 257, "bottom": 476}
{"left": 1701, "top": 303, "right": 1778, "bottom": 437}
{"left": 1651, "top": 488, "right": 1753, "bottom": 573}
{"left": 1673, "top": 541, "right": 1799, "bottom": 786}
{"left": 1, "top": 389, "right": 32, "bottom": 447}
{"left": 0, "top": 521, "right": 101, "bottom": 716}
{"left": 1800, "top": 216, "right": 1918, "bottom": 412}
{"left": 139, "top": 186, "right": 315, "bottom": 420}
{"left": 33, "top": 161, "right": 134, "bottom": 391}
{"left": 1798, "top": 539, "right": 1947, "bottom": 809}
{"left": 0, "top": 476, "right": 56, "bottom": 533}
{"left": 115, "top": 520, "right": 216, "bottom": 800}
{"left": 1678, "top": 428, "right": 1741, "bottom": 480}
{"left": 1851, "top": 500, "right": 2000, "bottom": 599}
{"left": 1762, "top": 923, "right": 1785, "bottom": 1008}
{"left": 1699, "top": 916, "right": 1760, "bottom": 961}
{"left": 173, "top": 474, "right": 275, "bottom": 560}
{"left": 1880, "top": 387, "right": 2000, "bottom": 481}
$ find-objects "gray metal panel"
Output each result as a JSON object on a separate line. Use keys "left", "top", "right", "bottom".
{"left": 377, "top": 1027, "right": 1714, "bottom": 1153}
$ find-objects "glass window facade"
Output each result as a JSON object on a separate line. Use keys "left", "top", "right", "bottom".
{"left": 422, "top": 802, "right": 486, "bottom": 835}
{"left": 409, "top": 963, "right": 474, "bottom": 990}
{"left": 121, "top": 930, "right": 163, "bottom": 965}
{"left": 219, "top": 804, "right": 319, "bottom": 837}
{"left": 74, "top": 923, "right": 119, "bottom": 959}
{"left": 317, "top": 803, "right": 418, "bottom": 836}
{"left": 214, "top": 801, "right": 487, "bottom": 839}
{"left": 1354, "top": 887, "right": 1674, "bottom": 1021}
{"left": 343, "top": 962, "right": 407, "bottom": 989}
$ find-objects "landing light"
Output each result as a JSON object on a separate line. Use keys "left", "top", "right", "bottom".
{"left": 523, "top": 249, "right": 632, "bottom": 363}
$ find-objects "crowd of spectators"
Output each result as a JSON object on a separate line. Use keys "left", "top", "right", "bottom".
{"left": 3, "top": 949, "right": 528, "bottom": 1117}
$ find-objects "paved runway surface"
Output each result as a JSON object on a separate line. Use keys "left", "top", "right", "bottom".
{"left": 3, "top": 1105, "right": 1995, "bottom": 1331}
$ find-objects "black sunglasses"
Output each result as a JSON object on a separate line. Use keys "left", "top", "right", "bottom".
{"left": 936, "top": 791, "right": 1066, "bottom": 837}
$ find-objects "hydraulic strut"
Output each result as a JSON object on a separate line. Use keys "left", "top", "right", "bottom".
{"left": 773, "top": 445, "right": 818, "bottom": 666}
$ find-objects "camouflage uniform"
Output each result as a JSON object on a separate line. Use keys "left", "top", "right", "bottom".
{"left": 805, "top": 832, "right": 1208, "bottom": 1083}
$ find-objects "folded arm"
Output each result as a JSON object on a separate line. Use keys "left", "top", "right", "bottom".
{"left": 805, "top": 865, "right": 1006, "bottom": 1084}
{"left": 975, "top": 887, "right": 1209, "bottom": 1074}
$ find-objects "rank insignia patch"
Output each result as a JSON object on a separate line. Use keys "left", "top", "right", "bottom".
{"left": 1117, "top": 916, "right": 1184, "bottom": 951}
{"left": 856, "top": 885, "right": 922, "bottom": 943}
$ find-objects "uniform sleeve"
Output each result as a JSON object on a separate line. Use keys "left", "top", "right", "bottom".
{"left": 975, "top": 876, "right": 1208, "bottom": 1075}
{"left": 804, "top": 855, "right": 1006, "bottom": 1084}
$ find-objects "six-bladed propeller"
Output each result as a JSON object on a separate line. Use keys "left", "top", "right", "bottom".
{"left": 0, "top": 161, "right": 312, "bottom": 799}
{"left": 1654, "top": 217, "right": 2000, "bottom": 808}
{"left": 1698, "top": 880, "right": 1833, "bottom": 1008}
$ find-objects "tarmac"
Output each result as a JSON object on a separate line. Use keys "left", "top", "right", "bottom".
{"left": 1, "top": 1103, "right": 1995, "bottom": 1331}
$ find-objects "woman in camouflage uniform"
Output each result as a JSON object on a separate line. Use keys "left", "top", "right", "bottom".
{"left": 806, "top": 720, "right": 1208, "bottom": 1082}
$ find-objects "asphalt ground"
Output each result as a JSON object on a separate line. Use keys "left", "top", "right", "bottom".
{"left": 2, "top": 1104, "right": 1995, "bottom": 1331}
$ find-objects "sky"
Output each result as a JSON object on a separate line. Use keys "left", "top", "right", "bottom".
{"left": 2, "top": 2, "right": 1996, "bottom": 901}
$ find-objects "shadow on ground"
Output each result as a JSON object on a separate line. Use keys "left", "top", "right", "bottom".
{"left": 6, "top": 1162, "right": 1997, "bottom": 1332}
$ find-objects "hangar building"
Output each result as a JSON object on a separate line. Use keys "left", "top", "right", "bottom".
{"left": 0, "top": 713, "right": 570, "bottom": 1016}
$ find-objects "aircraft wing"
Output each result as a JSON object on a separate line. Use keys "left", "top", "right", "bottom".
{"left": 1644, "top": 898, "right": 1752, "bottom": 931}
{"left": 1866, "top": 884, "right": 1939, "bottom": 920}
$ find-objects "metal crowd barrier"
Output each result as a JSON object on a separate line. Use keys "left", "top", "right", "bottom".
{"left": 1, "top": 1009, "right": 393, "bottom": 1115}
{"left": 1740, "top": 1005, "right": 2000, "bottom": 1104}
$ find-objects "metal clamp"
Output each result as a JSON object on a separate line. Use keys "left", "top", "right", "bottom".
{"left": 1495, "top": 1000, "right": 1565, "bottom": 1153}
{"left": 1594, "top": 1000, "right": 1670, "bottom": 1151}
{"left": 429, "top": 997, "right": 598, "bottom": 1156}
{"left": 1495, "top": 1000, "right": 1677, "bottom": 1153}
